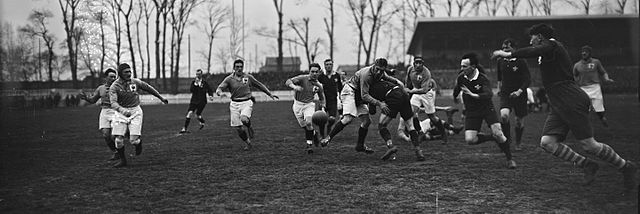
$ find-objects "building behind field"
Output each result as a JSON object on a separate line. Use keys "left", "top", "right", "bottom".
{"left": 407, "top": 14, "right": 639, "bottom": 90}
{"left": 259, "top": 57, "right": 302, "bottom": 73}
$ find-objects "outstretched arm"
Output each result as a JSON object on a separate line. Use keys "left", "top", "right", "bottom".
{"left": 138, "top": 80, "right": 168, "bottom": 104}
{"left": 80, "top": 86, "right": 102, "bottom": 104}
{"left": 250, "top": 75, "right": 278, "bottom": 100}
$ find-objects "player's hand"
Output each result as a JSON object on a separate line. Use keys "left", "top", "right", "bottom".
{"left": 208, "top": 96, "right": 214, "bottom": 101}
{"left": 460, "top": 85, "right": 472, "bottom": 95}
{"left": 122, "top": 109, "right": 133, "bottom": 117}
{"left": 403, "top": 88, "right": 411, "bottom": 94}
{"left": 509, "top": 89, "right": 522, "bottom": 98}
{"left": 271, "top": 95, "right": 279, "bottom": 100}
{"left": 78, "top": 93, "right": 87, "bottom": 100}
{"left": 161, "top": 98, "right": 169, "bottom": 104}
{"left": 605, "top": 78, "right": 615, "bottom": 83}
{"left": 292, "top": 85, "right": 304, "bottom": 92}
{"left": 379, "top": 103, "right": 391, "bottom": 115}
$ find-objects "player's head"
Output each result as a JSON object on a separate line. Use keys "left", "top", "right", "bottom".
{"left": 460, "top": 53, "right": 479, "bottom": 76}
{"left": 527, "top": 23, "right": 554, "bottom": 45}
{"left": 233, "top": 59, "right": 244, "bottom": 74}
{"left": 373, "top": 58, "right": 388, "bottom": 76}
{"left": 196, "top": 69, "right": 203, "bottom": 78}
{"left": 324, "top": 59, "right": 333, "bottom": 72}
{"left": 104, "top": 68, "right": 117, "bottom": 84}
{"left": 413, "top": 56, "right": 424, "bottom": 70}
{"left": 581, "top": 45, "right": 592, "bottom": 59}
{"left": 309, "top": 63, "right": 321, "bottom": 80}
{"left": 117, "top": 63, "right": 132, "bottom": 81}
{"left": 502, "top": 38, "right": 517, "bottom": 52}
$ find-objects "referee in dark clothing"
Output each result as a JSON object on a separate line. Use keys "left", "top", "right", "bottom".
{"left": 493, "top": 23, "right": 636, "bottom": 193}
{"left": 180, "top": 69, "right": 214, "bottom": 133}
{"left": 454, "top": 53, "right": 515, "bottom": 169}
{"left": 318, "top": 59, "right": 343, "bottom": 131}
{"left": 496, "top": 38, "right": 531, "bottom": 151}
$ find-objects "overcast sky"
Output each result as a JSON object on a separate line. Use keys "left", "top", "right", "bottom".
{"left": 1, "top": 0, "right": 638, "bottom": 79}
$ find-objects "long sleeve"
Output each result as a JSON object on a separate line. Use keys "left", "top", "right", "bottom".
{"left": 85, "top": 86, "right": 102, "bottom": 104}
{"left": 510, "top": 40, "right": 555, "bottom": 58}
{"left": 249, "top": 75, "right": 273, "bottom": 96}
{"left": 205, "top": 81, "right": 214, "bottom": 96}
{"left": 190, "top": 81, "right": 197, "bottom": 93}
{"left": 138, "top": 80, "right": 163, "bottom": 99}
{"left": 453, "top": 74, "right": 463, "bottom": 98}
{"left": 216, "top": 76, "right": 229, "bottom": 92}
{"left": 109, "top": 84, "right": 124, "bottom": 113}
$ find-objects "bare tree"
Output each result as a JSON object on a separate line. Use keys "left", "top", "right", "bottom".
{"left": 614, "top": 0, "right": 628, "bottom": 13}
{"left": 215, "top": 44, "right": 230, "bottom": 73}
{"left": 91, "top": 10, "right": 108, "bottom": 75}
{"left": 152, "top": 0, "right": 171, "bottom": 88}
{"left": 503, "top": 0, "right": 522, "bottom": 16}
{"left": 288, "top": 17, "right": 312, "bottom": 65}
{"left": 115, "top": 0, "right": 138, "bottom": 78}
{"left": 107, "top": 0, "right": 123, "bottom": 66}
{"left": 541, "top": 0, "right": 552, "bottom": 15}
{"left": 347, "top": 0, "right": 366, "bottom": 68}
{"left": 20, "top": 10, "right": 56, "bottom": 82}
{"left": 444, "top": 0, "right": 454, "bottom": 17}
{"left": 456, "top": 0, "right": 475, "bottom": 16}
{"left": 58, "top": 0, "right": 81, "bottom": 88}
{"left": 273, "top": 0, "right": 284, "bottom": 72}
{"left": 169, "top": 0, "right": 201, "bottom": 93}
{"left": 135, "top": 0, "right": 148, "bottom": 79}
{"left": 322, "top": 0, "right": 335, "bottom": 60}
{"left": 485, "top": 0, "right": 506, "bottom": 16}
{"left": 565, "top": 0, "right": 592, "bottom": 14}
{"left": 199, "top": 0, "right": 227, "bottom": 74}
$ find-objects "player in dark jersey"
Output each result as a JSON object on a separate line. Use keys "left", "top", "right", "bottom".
{"left": 317, "top": 59, "right": 342, "bottom": 133}
{"left": 492, "top": 23, "right": 636, "bottom": 193}
{"left": 496, "top": 38, "right": 531, "bottom": 151}
{"left": 179, "top": 69, "right": 214, "bottom": 134}
{"left": 454, "top": 53, "right": 516, "bottom": 169}
{"left": 364, "top": 59, "right": 427, "bottom": 161}
{"left": 216, "top": 59, "right": 279, "bottom": 151}
{"left": 79, "top": 68, "right": 119, "bottom": 160}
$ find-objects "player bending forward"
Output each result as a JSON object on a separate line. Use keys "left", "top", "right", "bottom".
{"left": 286, "top": 63, "right": 326, "bottom": 154}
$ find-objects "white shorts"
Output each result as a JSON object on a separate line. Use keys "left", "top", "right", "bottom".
{"left": 111, "top": 106, "right": 143, "bottom": 136}
{"left": 580, "top": 84, "right": 605, "bottom": 112}
{"left": 420, "top": 118, "right": 433, "bottom": 133}
{"left": 410, "top": 90, "right": 436, "bottom": 114}
{"left": 99, "top": 108, "right": 115, "bottom": 129}
{"left": 292, "top": 100, "right": 315, "bottom": 127}
{"left": 340, "top": 86, "right": 369, "bottom": 117}
{"left": 229, "top": 100, "right": 253, "bottom": 126}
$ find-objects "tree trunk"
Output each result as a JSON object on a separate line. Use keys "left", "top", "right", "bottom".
{"left": 100, "top": 17, "right": 105, "bottom": 75}
{"left": 162, "top": 12, "right": 168, "bottom": 90}
{"left": 154, "top": 7, "right": 161, "bottom": 86}
{"left": 207, "top": 34, "right": 213, "bottom": 73}
{"left": 170, "top": 27, "right": 176, "bottom": 93}
{"left": 135, "top": 18, "right": 144, "bottom": 80}
{"left": 126, "top": 20, "right": 137, "bottom": 78}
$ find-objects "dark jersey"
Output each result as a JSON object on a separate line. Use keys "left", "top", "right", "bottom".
{"left": 497, "top": 57, "right": 531, "bottom": 93}
{"left": 368, "top": 76, "right": 400, "bottom": 102}
{"left": 510, "top": 39, "right": 573, "bottom": 89}
{"left": 318, "top": 72, "right": 342, "bottom": 103}
{"left": 190, "top": 78, "right": 213, "bottom": 105}
{"left": 453, "top": 71, "right": 495, "bottom": 117}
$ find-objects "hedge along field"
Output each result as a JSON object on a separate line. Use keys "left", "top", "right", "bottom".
{"left": 0, "top": 94, "right": 638, "bottom": 213}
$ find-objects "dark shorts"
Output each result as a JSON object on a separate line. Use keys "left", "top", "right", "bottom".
{"left": 325, "top": 99, "right": 338, "bottom": 117}
{"left": 465, "top": 109, "right": 500, "bottom": 131}
{"left": 188, "top": 102, "right": 206, "bottom": 115}
{"left": 385, "top": 88, "right": 413, "bottom": 121}
{"left": 499, "top": 93, "right": 528, "bottom": 117}
{"left": 542, "top": 82, "right": 592, "bottom": 141}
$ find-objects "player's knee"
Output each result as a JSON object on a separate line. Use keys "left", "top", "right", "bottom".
{"left": 240, "top": 116, "right": 251, "bottom": 125}
{"left": 579, "top": 138, "right": 601, "bottom": 153}
{"left": 114, "top": 137, "right": 125, "bottom": 148}
{"left": 101, "top": 129, "right": 111, "bottom": 139}
{"left": 130, "top": 138, "right": 141, "bottom": 145}
{"left": 464, "top": 135, "right": 476, "bottom": 144}
{"left": 539, "top": 136, "right": 558, "bottom": 152}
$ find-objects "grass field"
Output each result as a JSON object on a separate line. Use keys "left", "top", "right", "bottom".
{"left": 1, "top": 94, "right": 638, "bottom": 213}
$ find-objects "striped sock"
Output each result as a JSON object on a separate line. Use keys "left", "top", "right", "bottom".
{"left": 550, "top": 143, "right": 588, "bottom": 167}
{"left": 590, "top": 143, "right": 626, "bottom": 169}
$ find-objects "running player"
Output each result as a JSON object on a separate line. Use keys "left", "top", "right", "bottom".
{"left": 398, "top": 57, "right": 448, "bottom": 144}
{"left": 492, "top": 23, "right": 636, "bottom": 193}
{"left": 216, "top": 59, "right": 279, "bottom": 151}
{"left": 79, "top": 68, "right": 119, "bottom": 160}
{"left": 573, "top": 45, "right": 614, "bottom": 127}
{"left": 286, "top": 63, "right": 326, "bottom": 154}
{"left": 109, "top": 63, "right": 169, "bottom": 168}
{"left": 496, "top": 38, "right": 531, "bottom": 151}
{"left": 454, "top": 53, "right": 516, "bottom": 169}
{"left": 179, "top": 69, "right": 214, "bottom": 133}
